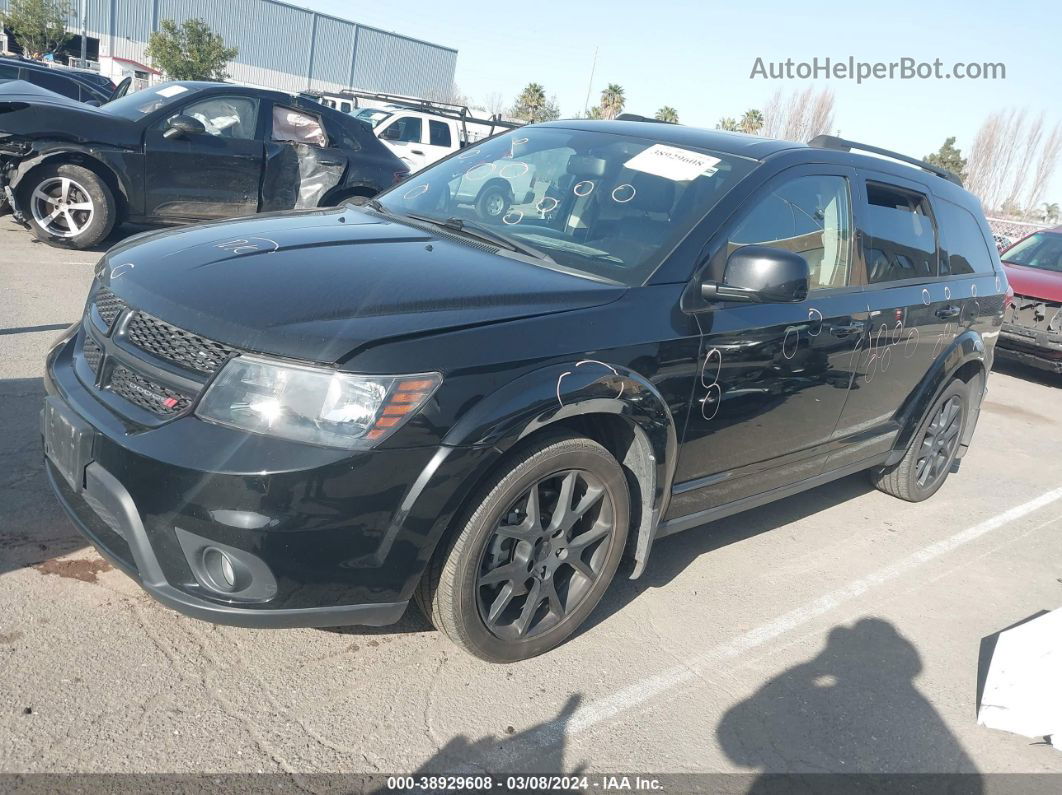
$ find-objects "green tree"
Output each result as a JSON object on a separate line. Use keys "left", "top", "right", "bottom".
{"left": 740, "top": 109, "right": 764, "bottom": 134}
{"left": 145, "top": 18, "right": 237, "bottom": 81}
{"left": 509, "top": 83, "right": 547, "bottom": 122}
{"left": 924, "top": 137, "right": 968, "bottom": 182}
{"left": 599, "top": 83, "right": 625, "bottom": 120}
{"left": 2, "top": 0, "right": 70, "bottom": 58}
{"left": 655, "top": 106, "right": 679, "bottom": 124}
{"left": 716, "top": 117, "right": 740, "bottom": 132}
{"left": 1040, "top": 202, "right": 1059, "bottom": 223}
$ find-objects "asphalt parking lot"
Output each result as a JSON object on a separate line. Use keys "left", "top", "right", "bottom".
{"left": 2, "top": 215, "right": 1061, "bottom": 781}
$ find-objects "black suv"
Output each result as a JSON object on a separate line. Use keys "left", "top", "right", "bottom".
{"left": 43, "top": 121, "right": 1006, "bottom": 661}
{"left": 0, "top": 55, "right": 121, "bottom": 104}
{"left": 1, "top": 80, "right": 407, "bottom": 248}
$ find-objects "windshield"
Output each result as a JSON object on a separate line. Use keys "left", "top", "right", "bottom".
{"left": 377, "top": 126, "right": 757, "bottom": 285}
{"left": 101, "top": 83, "right": 192, "bottom": 120}
{"left": 1003, "top": 232, "right": 1062, "bottom": 273}
{"left": 354, "top": 108, "right": 392, "bottom": 128}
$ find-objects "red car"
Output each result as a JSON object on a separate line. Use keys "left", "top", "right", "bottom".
{"left": 997, "top": 225, "right": 1062, "bottom": 373}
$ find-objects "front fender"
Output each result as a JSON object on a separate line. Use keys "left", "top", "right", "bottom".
{"left": 443, "top": 360, "right": 679, "bottom": 578}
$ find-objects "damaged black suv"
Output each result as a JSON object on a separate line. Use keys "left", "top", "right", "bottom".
{"left": 0, "top": 80, "right": 407, "bottom": 248}
{"left": 44, "top": 122, "right": 1005, "bottom": 661}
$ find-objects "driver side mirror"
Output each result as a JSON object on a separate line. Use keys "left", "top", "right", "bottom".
{"left": 163, "top": 114, "right": 206, "bottom": 139}
{"left": 702, "top": 245, "right": 810, "bottom": 304}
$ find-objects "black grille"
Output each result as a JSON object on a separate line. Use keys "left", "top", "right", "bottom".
{"left": 82, "top": 335, "right": 103, "bottom": 376}
{"left": 94, "top": 288, "right": 127, "bottom": 329}
{"left": 125, "top": 312, "right": 235, "bottom": 375}
{"left": 108, "top": 365, "right": 193, "bottom": 417}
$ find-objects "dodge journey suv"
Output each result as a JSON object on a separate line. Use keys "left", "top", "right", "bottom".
{"left": 44, "top": 121, "right": 1006, "bottom": 661}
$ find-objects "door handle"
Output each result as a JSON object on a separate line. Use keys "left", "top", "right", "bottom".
{"left": 935, "top": 304, "right": 961, "bottom": 320}
{"left": 827, "top": 322, "right": 865, "bottom": 338}
{"left": 410, "top": 149, "right": 425, "bottom": 156}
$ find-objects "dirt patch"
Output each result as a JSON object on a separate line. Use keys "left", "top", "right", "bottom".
{"left": 981, "top": 401, "right": 1054, "bottom": 424}
{"left": 34, "top": 557, "right": 112, "bottom": 584}
{"left": 0, "top": 631, "right": 23, "bottom": 644}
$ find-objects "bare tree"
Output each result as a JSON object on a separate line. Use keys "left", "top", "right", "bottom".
{"left": 484, "top": 91, "right": 506, "bottom": 117}
{"left": 967, "top": 109, "right": 1062, "bottom": 217}
{"left": 1023, "top": 123, "right": 1062, "bottom": 218}
{"left": 760, "top": 87, "right": 834, "bottom": 142}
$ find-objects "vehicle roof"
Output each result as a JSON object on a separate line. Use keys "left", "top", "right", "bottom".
{"left": 0, "top": 55, "right": 111, "bottom": 95}
{"left": 539, "top": 119, "right": 801, "bottom": 159}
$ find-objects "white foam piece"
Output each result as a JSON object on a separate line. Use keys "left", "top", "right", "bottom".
{"left": 978, "top": 607, "right": 1062, "bottom": 750}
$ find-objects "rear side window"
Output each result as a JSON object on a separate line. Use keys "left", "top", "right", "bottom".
{"left": 862, "top": 182, "right": 937, "bottom": 284}
{"left": 936, "top": 200, "right": 996, "bottom": 275}
{"left": 272, "top": 105, "right": 326, "bottom": 147}
{"left": 26, "top": 69, "right": 80, "bottom": 100}
{"left": 429, "top": 120, "right": 451, "bottom": 148}
{"left": 729, "top": 174, "right": 854, "bottom": 290}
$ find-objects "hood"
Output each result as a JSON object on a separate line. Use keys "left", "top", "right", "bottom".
{"left": 1001, "top": 261, "right": 1062, "bottom": 303}
{"left": 99, "top": 208, "right": 626, "bottom": 364}
{"left": 0, "top": 80, "right": 138, "bottom": 147}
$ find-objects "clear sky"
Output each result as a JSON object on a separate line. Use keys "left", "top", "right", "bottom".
{"left": 313, "top": 0, "right": 1061, "bottom": 206}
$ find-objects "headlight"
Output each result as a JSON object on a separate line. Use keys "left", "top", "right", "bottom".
{"left": 195, "top": 356, "right": 441, "bottom": 448}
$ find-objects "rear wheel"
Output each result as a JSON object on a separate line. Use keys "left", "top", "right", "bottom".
{"left": 22, "top": 163, "right": 116, "bottom": 249}
{"left": 417, "top": 433, "right": 629, "bottom": 662}
{"left": 475, "top": 184, "right": 511, "bottom": 221}
{"left": 870, "top": 379, "right": 968, "bottom": 502}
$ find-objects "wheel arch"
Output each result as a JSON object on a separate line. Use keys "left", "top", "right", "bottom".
{"left": 886, "top": 329, "right": 988, "bottom": 465}
{"left": 12, "top": 148, "right": 128, "bottom": 220}
{"left": 318, "top": 182, "right": 377, "bottom": 207}
{"left": 437, "top": 361, "right": 679, "bottom": 580}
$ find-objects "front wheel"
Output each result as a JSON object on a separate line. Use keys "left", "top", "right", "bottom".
{"left": 22, "top": 163, "right": 116, "bottom": 249}
{"left": 418, "top": 433, "right": 630, "bottom": 662}
{"left": 870, "top": 378, "right": 969, "bottom": 501}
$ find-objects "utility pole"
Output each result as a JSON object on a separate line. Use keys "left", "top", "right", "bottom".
{"left": 79, "top": 0, "right": 87, "bottom": 65}
{"left": 583, "top": 46, "right": 598, "bottom": 117}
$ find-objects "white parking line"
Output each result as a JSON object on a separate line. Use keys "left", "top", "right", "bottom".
{"left": 500, "top": 486, "right": 1062, "bottom": 764}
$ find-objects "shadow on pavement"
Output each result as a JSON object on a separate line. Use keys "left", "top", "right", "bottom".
{"left": 0, "top": 377, "right": 89, "bottom": 577}
{"left": 992, "top": 357, "right": 1061, "bottom": 388}
{"left": 717, "top": 617, "right": 983, "bottom": 786}
{"left": 387, "top": 693, "right": 582, "bottom": 779}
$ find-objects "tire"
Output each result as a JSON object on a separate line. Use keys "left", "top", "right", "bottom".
{"left": 20, "top": 163, "right": 117, "bottom": 249}
{"left": 417, "top": 432, "right": 630, "bottom": 662}
{"left": 870, "top": 378, "right": 969, "bottom": 502}
{"left": 475, "top": 184, "right": 511, "bottom": 221}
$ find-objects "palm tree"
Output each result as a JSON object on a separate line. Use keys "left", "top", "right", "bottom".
{"left": 599, "top": 84, "right": 625, "bottom": 120}
{"left": 655, "top": 106, "right": 679, "bottom": 124}
{"left": 1042, "top": 202, "right": 1060, "bottom": 224}
{"left": 740, "top": 109, "right": 764, "bottom": 134}
{"left": 716, "top": 117, "right": 740, "bottom": 132}
{"left": 512, "top": 83, "right": 547, "bottom": 122}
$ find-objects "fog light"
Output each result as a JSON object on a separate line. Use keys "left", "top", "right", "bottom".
{"left": 203, "top": 547, "right": 237, "bottom": 592}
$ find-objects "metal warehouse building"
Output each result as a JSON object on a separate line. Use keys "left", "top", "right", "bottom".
{"left": 0, "top": 0, "right": 458, "bottom": 98}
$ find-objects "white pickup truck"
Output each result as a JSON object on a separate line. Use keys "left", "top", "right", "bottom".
{"left": 303, "top": 90, "right": 521, "bottom": 173}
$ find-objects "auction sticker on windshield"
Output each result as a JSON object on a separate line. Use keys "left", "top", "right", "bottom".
{"left": 625, "top": 144, "right": 721, "bottom": 181}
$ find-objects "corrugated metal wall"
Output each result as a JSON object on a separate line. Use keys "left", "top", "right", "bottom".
{"left": 0, "top": 0, "right": 456, "bottom": 97}
{"left": 351, "top": 25, "right": 458, "bottom": 99}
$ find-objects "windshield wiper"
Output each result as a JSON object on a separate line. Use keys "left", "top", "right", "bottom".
{"left": 404, "top": 213, "right": 551, "bottom": 261}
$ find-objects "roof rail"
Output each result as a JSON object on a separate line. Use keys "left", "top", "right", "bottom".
{"left": 616, "top": 113, "right": 674, "bottom": 124}
{"left": 808, "top": 134, "right": 963, "bottom": 186}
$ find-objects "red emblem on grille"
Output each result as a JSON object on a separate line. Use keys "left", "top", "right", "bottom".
{"left": 162, "top": 397, "right": 179, "bottom": 409}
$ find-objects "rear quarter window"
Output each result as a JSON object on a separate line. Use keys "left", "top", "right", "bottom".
{"left": 26, "top": 69, "right": 80, "bottom": 100}
{"left": 862, "top": 181, "right": 938, "bottom": 284}
{"left": 935, "top": 199, "right": 996, "bottom": 275}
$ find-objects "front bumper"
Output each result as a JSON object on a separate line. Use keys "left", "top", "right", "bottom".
{"left": 997, "top": 325, "right": 1062, "bottom": 374}
{"left": 43, "top": 328, "right": 494, "bottom": 628}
